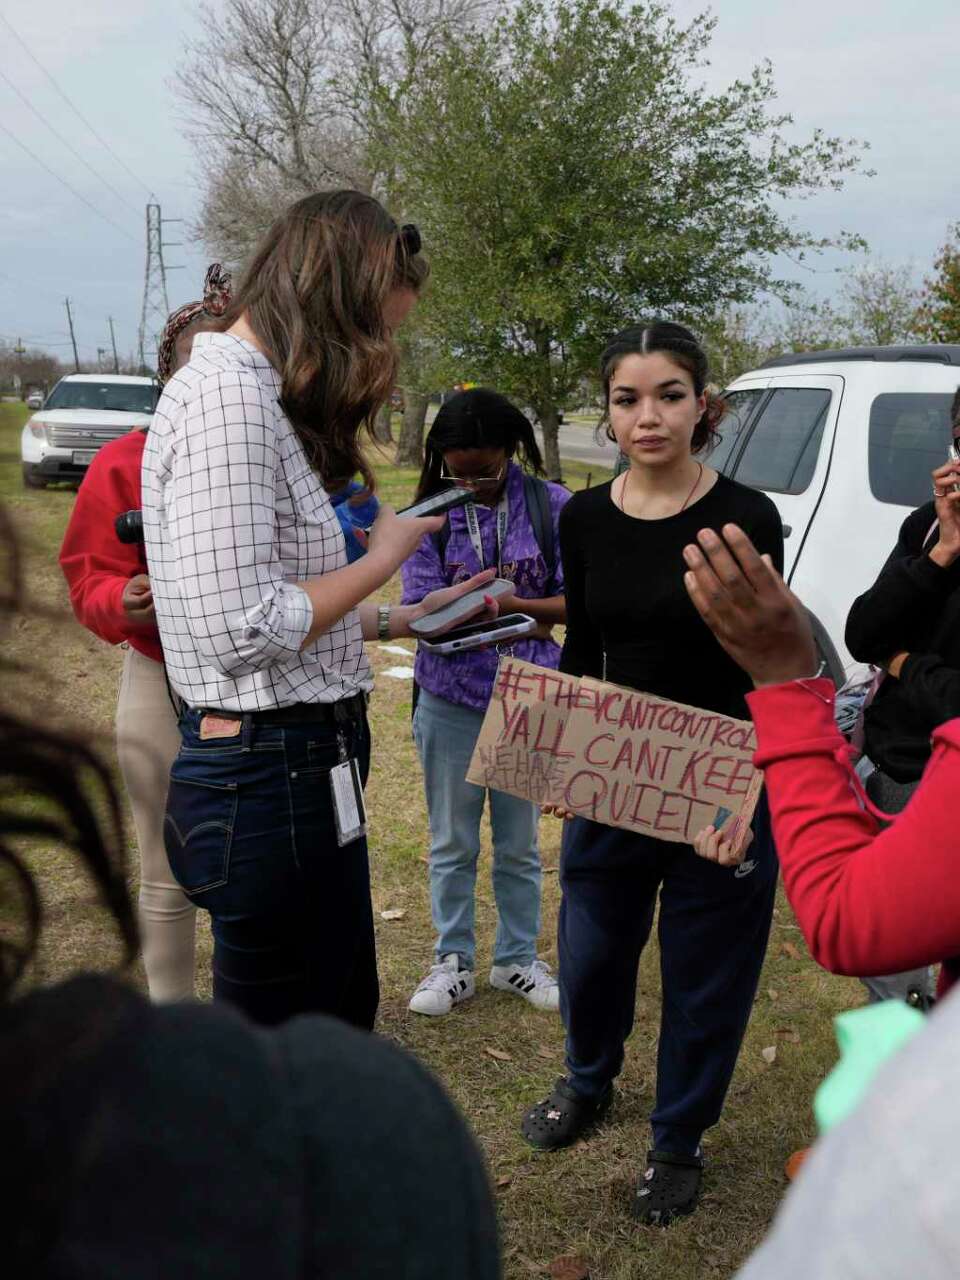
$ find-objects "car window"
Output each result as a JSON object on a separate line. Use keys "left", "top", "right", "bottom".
{"left": 732, "top": 387, "right": 831, "bottom": 494}
{"left": 45, "top": 381, "right": 157, "bottom": 413}
{"left": 868, "top": 393, "right": 955, "bottom": 506}
{"left": 707, "top": 389, "right": 766, "bottom": 475}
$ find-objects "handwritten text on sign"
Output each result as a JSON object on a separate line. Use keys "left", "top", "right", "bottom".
{"left": 467, "top": 659, "right": 762, "bottom": 845}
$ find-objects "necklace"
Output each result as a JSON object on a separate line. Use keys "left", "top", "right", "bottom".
{"left": 618, "top": 462, "right": 704, "bottom": 516}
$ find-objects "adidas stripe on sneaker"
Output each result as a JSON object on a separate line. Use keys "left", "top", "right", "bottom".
{"left": 490, "top": 959, "right": 560, "bottom": 1011}
{"left": 409, "top": 954, "right": 476, "bottom": 1016}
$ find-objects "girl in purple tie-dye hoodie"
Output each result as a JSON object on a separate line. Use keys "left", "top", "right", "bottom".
{"left": 401, "top": 389, "right": 571, "bottom": 1017}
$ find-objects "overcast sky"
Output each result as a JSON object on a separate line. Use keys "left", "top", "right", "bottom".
{"left": 0, "top": 0, "right": 957, "bottom": 365}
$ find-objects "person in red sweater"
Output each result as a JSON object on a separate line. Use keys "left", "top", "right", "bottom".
{"left": 59, "top": 266, "right": 232, "bottom": 1001}
{"left": 679, "top": 511, "right": 960, "bottom": 997}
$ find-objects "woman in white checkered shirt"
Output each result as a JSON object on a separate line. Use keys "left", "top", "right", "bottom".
{"left": 142, "top": 191, "right": 495, "bottom": 1028}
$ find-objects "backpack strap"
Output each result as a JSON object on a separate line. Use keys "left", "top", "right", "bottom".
{"left": 430, "top": 522, "right": 452, "bottom": 564}
{"left": 521, "top": 474, "right": 557, "bottom": 583}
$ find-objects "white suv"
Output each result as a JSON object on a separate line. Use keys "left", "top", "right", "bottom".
{"left": 716, "top": 345, "right": 960, "bottom": 682}
{"left": 21, "top": 373, "right": 158, "bottom": 489}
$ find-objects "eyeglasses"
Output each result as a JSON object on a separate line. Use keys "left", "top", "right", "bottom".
{"left": 439, "top": 463, "right": 507, "bottom": 489}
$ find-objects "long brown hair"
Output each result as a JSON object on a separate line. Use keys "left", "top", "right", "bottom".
{"left": 221, "top": 190, "right": 428, "bottom": 492}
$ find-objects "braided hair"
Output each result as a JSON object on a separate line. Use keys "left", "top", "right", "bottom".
{"left": 156, "top": 263, "right": 233, "bottom": 385}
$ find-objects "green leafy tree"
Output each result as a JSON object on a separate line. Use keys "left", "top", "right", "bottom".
{"left": 916, "top": 223, "right": 960, "bottom": 343}
{"left": 379, "top": 0, "right": 869, "bottom": 477}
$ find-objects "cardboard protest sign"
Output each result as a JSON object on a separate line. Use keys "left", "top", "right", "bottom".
{"left": 468, "top": 658, "right": 762, "bottom": 851}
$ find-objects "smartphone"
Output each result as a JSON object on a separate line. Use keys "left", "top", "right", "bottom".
{"left": 418, "top": 613, "right": 536, "bottom": 655}
{"left": 409, "top": 578, "right": 515, "bottom": 638}
{"left": 950, "top": 441, "right": 960, "bottom": 493}
{"left": 395, "top": 487, "right": 474, "bottom": 520}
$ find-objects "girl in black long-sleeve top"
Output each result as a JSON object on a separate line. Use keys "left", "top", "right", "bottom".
{"left": 846, "top": 393, "right": 960, "bottom": 786}
{"left": 520, "top": 322, "right": 783, "bottom": 1227}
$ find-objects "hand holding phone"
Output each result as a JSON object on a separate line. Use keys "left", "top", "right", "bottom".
{"left": 418, "top": 613, "right": 537, "bottom": 655}
{"left": 410, "top": 578, "right": 514, "bottom": 637}
{"left": 364, "top": 505, "right": 451, "bottom": 575}
{"left": 394, "top": 488, "right": 473, "bottom": 520}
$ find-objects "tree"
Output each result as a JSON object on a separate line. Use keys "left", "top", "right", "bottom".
{"left": 698, "top": 307, "right": 776, "bottom": 387}
{"left": 772, "top": 293, "right": 847, "bottom": 355}
{"left": 916, "top": 223, "right": 960, "bottom": 344}
{"left": 0, "top": 342, "right": 64, "bottom": 395}
{"left": 176, "top": 0, "right": 495, "bottom": 263}
{"left": 378, "top": 0, "right": 869, "bottom": 478}
{"left": 393, "top": 306, "right": 460, "bottom": 466}
{"left": 840, "top": 260, "right": 920, "bottom": 346}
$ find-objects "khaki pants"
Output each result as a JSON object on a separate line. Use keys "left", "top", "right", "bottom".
{"left": 116, "top": 645, "right": 196, "bottom": 1001}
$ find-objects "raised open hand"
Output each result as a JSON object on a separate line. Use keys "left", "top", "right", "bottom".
{"left": 682, "top": 524, "right": 818, "bottom": 688}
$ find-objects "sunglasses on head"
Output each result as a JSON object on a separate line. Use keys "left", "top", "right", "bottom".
{"left": 399, "top": 224, "right": 422, "bottom": 256}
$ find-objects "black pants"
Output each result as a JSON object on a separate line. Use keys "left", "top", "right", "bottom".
{"left": 558, "top": 795, "right": 777, "bottom": 1155}
{"left": 860, "top": 769, "right": 934, "bottom": 1007}
{"left": 164, "top": 703, "right": 378, "bottom": 1029}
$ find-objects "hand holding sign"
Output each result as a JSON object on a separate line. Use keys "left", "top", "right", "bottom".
{"left": 682, "top": 525, "right": 818, "bottom": 688}
{"left": 692, "top": 817, "right": 754, "bottom": 867}
{"left": 469, "top": 658, "right": 762, "bottom": 855}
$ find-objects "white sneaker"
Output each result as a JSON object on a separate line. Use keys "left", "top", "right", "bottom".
{"left": 408, "top": 954, "right": 476, "bottom": 1016}
{"left": 490, "top": 959, "right": 560, "bottom": 1011}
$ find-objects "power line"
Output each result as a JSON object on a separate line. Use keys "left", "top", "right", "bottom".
{"left": 0, "top": 270, "right": 128, "bottom": 322}
{"left": 0, "top": 119, "right": 138, "bottom": 242}
{"left": 0, "top": 65, "right": 141, "bottom": 217}
{"left": 0, "top": 11, "right": 153, "bottom": 199}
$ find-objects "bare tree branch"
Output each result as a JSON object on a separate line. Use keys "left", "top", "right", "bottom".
{"left": 175, "top": 0, "right": 499, "bottom": 241}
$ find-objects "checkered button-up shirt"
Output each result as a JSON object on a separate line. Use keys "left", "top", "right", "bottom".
{"left": 141, "top": 332, "right": 372, "bottom": 710}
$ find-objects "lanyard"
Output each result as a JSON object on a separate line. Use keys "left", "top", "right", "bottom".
{"left": 464, "top": 491, "right": 509, "bottom": 575}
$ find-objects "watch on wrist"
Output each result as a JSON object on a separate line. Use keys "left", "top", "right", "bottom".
{"left": 377, "top": 604, "right": 391, "bottom": 641}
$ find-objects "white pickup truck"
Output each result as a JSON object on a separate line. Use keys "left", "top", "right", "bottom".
{"left": 716, "top": 345, "right": 960, "bottom": 683}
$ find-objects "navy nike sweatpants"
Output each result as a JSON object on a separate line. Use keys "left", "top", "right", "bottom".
{"left": 557, "top": 794, "right": 777, "bottom": 1156}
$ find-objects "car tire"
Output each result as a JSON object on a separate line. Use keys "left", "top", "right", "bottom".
{"left": 22, "top": 464, "right": 47, "bottom": 490}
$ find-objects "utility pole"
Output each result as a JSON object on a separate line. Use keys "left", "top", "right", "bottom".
{"left": 137, "top": 203, "right": 182, "bottom": 374}
{"left": 64, "top": 297, "right": 80, "bottom": 372}
{"left": 108, "top": 316, "right": 120, "bottom": 373}
{"left": 13, "top": 337, "right": 25, "bottom": 397}
{"left": 97, "top": 347, "right": 108, "bottom": 371}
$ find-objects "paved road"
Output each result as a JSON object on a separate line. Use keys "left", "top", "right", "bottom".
{"left": 535, "top": 422, "right": 619, "bottom": 473}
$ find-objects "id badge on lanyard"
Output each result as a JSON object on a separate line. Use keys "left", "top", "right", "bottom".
{"left": 330, "top": 722, "right": 367, "bottom": 847}
{"left": 464, "top": 493, "right": 509, "bottom": 575}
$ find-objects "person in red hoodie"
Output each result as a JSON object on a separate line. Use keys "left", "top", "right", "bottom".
{"left": 679, "top": 501, "right": 960, "bottom": 999}
{"left": 59, "top": 266, "right": 232, "bottom": 1001}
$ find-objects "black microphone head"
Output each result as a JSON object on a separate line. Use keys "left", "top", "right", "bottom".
{"left": 114, "top": 510, "right": 144, "bottom": 544}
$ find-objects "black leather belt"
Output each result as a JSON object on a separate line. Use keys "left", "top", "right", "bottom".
{"left": 195, "top": 693, "right": 366, "bottom": 728}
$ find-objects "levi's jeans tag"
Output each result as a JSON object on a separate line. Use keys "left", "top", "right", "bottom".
{"left": 330, "top": 758, "right": 367, "bottom": 847}
{"left": 199, "top": 714, "right": 241, "bottom": 741}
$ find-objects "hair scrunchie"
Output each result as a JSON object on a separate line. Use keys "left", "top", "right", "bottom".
{"left": 156, "top": 263, "right": 233, "bottom": 385}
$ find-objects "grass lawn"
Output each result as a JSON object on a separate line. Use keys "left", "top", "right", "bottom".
{"left": 0, "top": 400, "right": 861, "bottom": 1279}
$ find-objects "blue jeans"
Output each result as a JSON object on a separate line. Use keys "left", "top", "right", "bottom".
{"left": 413, "top": 688, "right": 542, "bottom": 970}
{"left": 163, "top": 703, "right": 377, "bottom": 1028}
